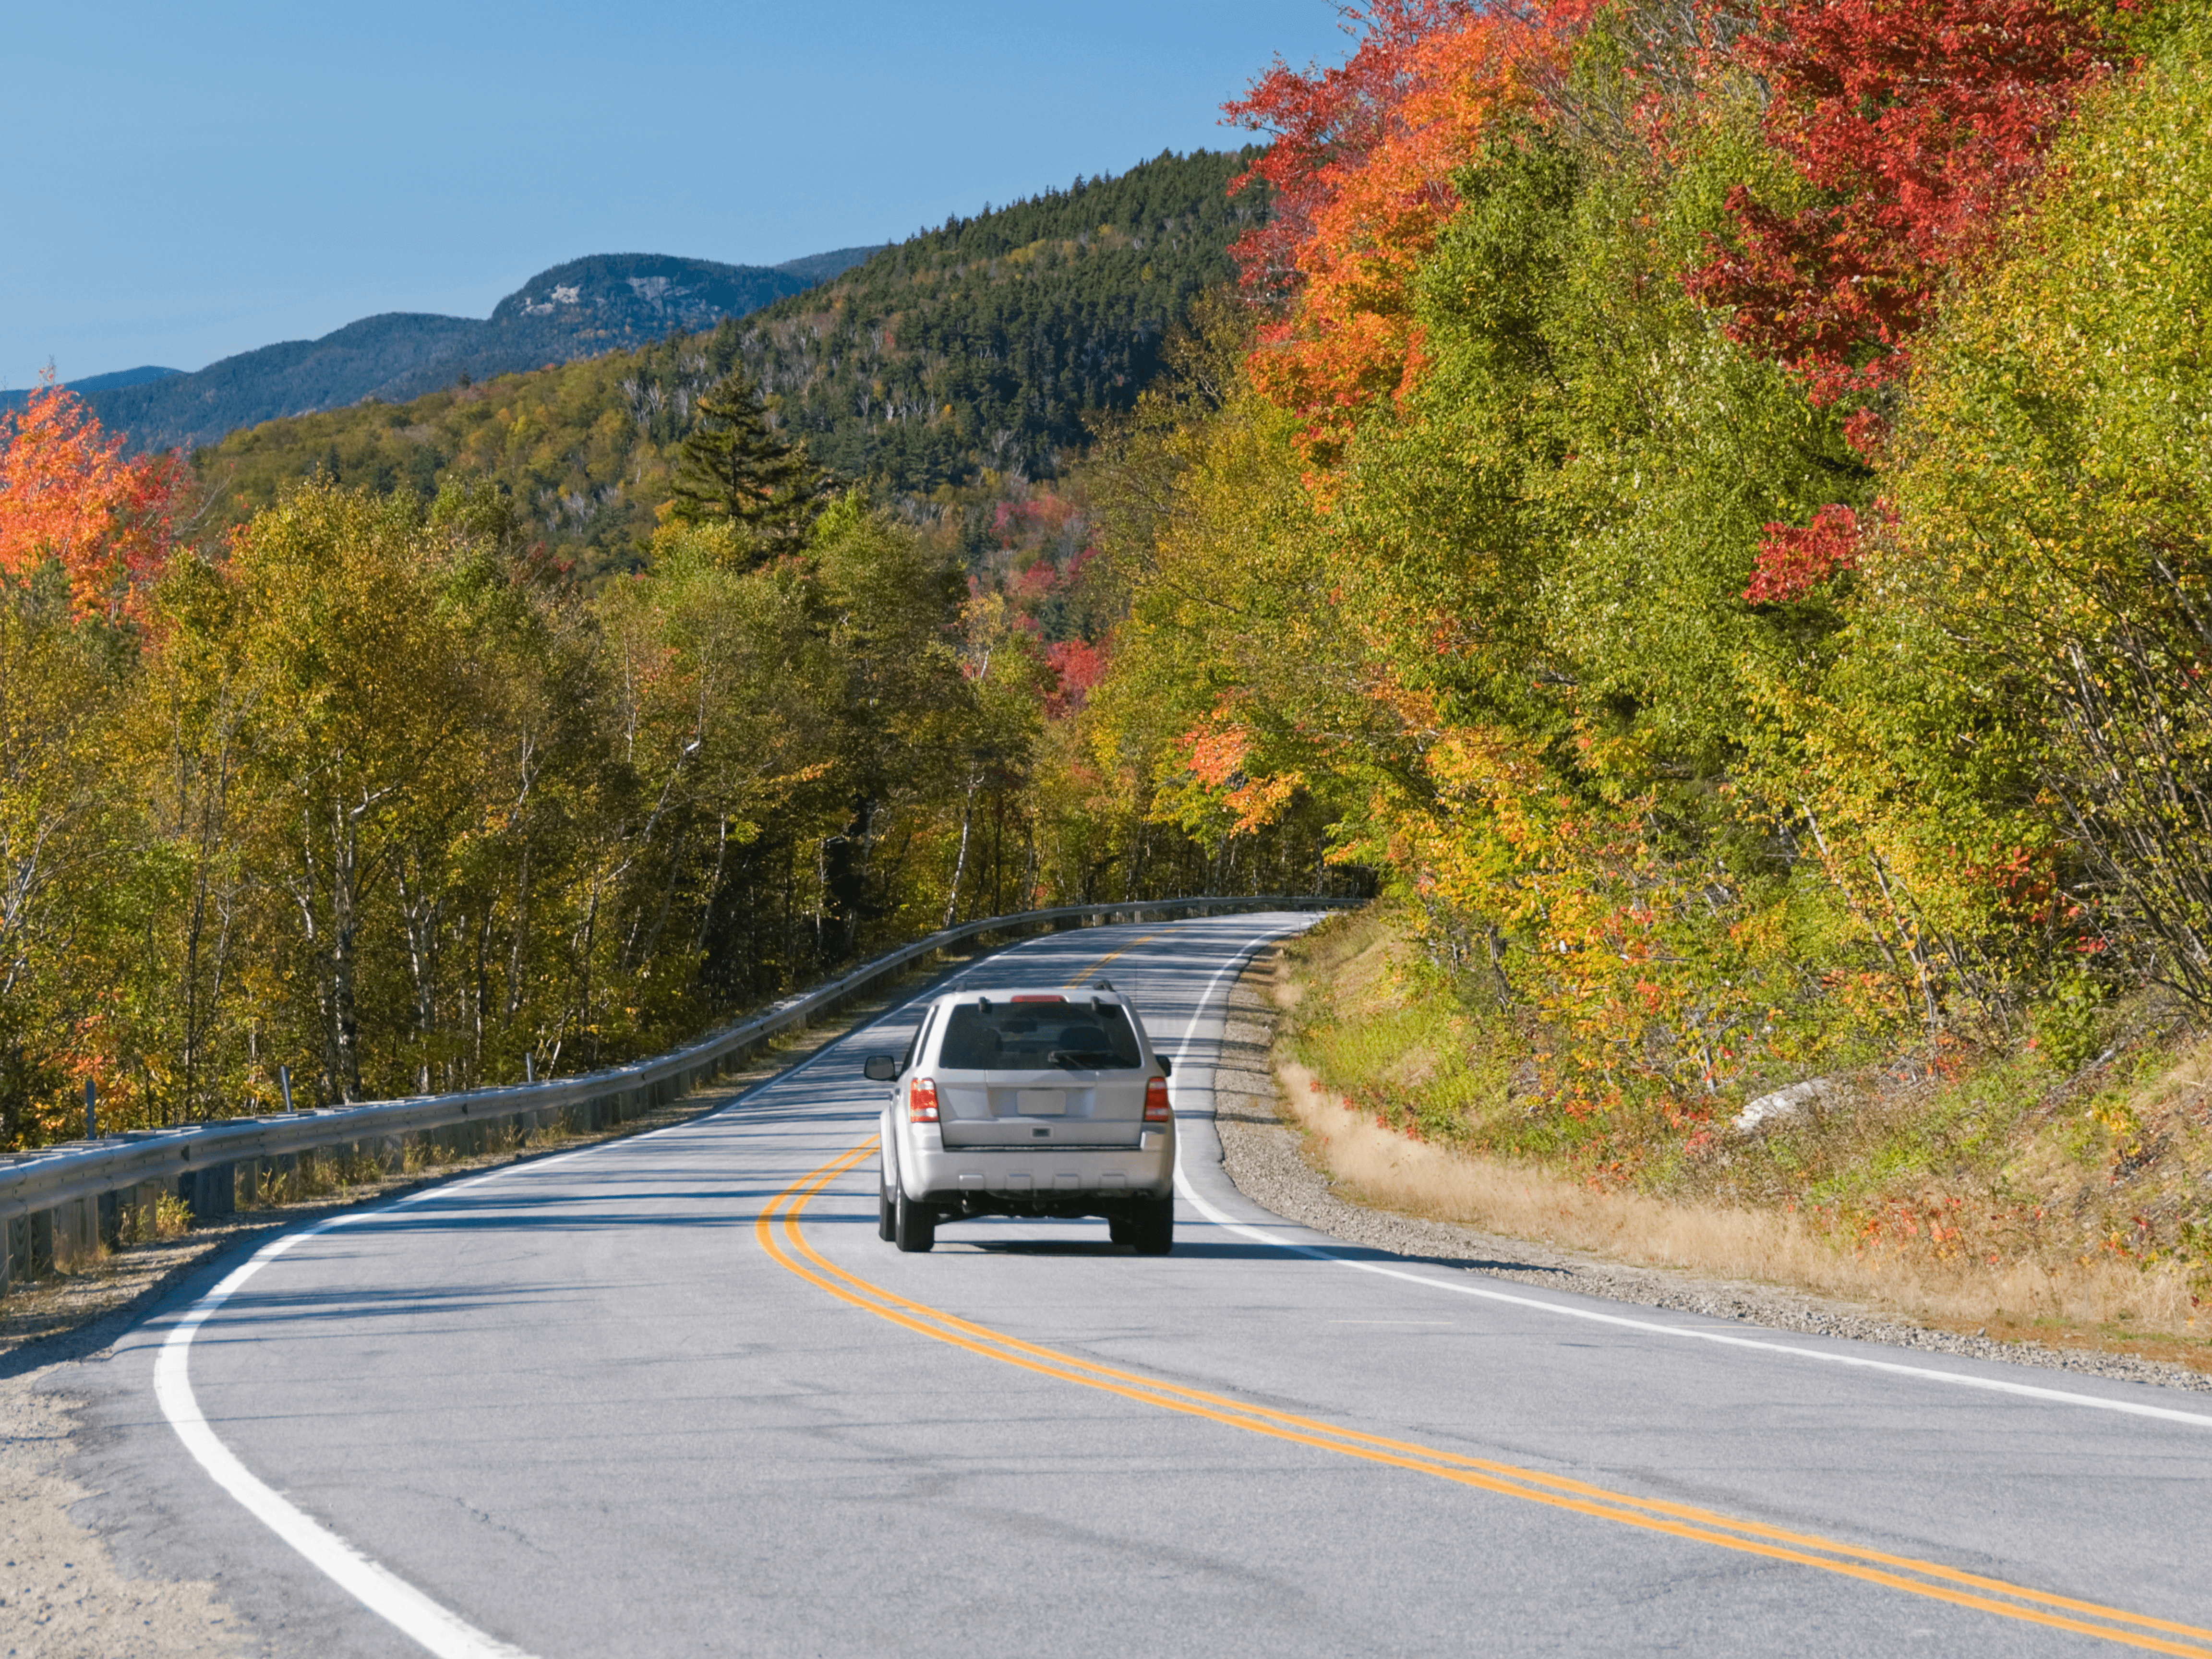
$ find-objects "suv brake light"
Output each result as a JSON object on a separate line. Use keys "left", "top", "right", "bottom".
{"left": 909, "top": 1077, "right": 940, "bottom": 1123}
{"left": 1144, "top": 1077, "right": 1172, "bottom": 1122}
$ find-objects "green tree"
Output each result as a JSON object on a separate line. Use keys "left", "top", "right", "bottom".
{"left": 0, "top": 580, "right": 138, "bottom": 1143}
{"left": 667, "top": 372, "right": 825, "bottom": 549}
{"left": 149, "top": 480, "right": 529, "bottom": 1102}
{"left": 1869, "top": 17, "right": 2212, "bottom": 1003}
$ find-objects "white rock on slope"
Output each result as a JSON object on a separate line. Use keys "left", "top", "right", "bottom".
{"left": 1734, "top": 1076, "right": 1845, "bottom": 1134}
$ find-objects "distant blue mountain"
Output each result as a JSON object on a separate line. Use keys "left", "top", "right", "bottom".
{"left": 48, "top": 247, "right": 885, "bottom": 455}
{"left": 0, "top": 364, "right": 183, "bottom": 413}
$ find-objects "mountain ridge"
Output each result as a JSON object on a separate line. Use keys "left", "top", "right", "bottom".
{"left": 48, "top": 248, "right": 883, "bottom": 452}
{"left": 0, "top": 363, "right": 184, "bottom": 413}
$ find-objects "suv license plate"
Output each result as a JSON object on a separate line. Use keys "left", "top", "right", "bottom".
{"left": 1017, "top": 1090, "right": 1066, "bottom": 1116}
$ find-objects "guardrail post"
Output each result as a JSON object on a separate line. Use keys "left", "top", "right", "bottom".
{"left": 24, "top": 1210, "right": 53, "bottom": 1278}
{"left": 180, "top": 1163, "right": 236, "bottom": 1225}
{"left": 54, "top": 1196, "right": 98, "bottom": 1268}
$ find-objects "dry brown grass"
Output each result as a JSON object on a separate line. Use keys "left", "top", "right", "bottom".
{"left": 1275, "top": 1055, "right": 2212, "bottom": 1365}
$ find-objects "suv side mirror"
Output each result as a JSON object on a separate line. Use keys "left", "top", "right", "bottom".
{"left": 863, "top": 1055, "right": 898, "bottom": 1082}
{"left": 1157, "top": 1055, "right": 1173, "bottom": 1077}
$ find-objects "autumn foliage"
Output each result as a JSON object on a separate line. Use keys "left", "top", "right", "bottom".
{"left": 1745, "top": 502, "right": 1866, "bottom": 602}
{"left": 1688, "top": 0, "right": 2115, "bottom": 404}
{"left": 1226, "top": 0, "right": 1589, "bottom": 465}
{"left": 1069, "top": 0, "right": 2205, "bottom": 1177}
{"left": 0, "top": 381, "right": 186, "bottom": 622}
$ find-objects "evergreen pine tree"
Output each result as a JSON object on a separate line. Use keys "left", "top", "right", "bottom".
{"left": 668, "top": 372, "right": 823, "bottom": 547}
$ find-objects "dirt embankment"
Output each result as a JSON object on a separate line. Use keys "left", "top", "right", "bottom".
{"left": 1213, "top": 937, "right": 2212, "bottom": 1391}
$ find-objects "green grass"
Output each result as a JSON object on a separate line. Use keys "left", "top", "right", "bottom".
{"left": 1284, "top": 905, "right": 1514, "bottom": 1145}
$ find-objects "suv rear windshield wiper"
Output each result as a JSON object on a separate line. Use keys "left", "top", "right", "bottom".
{"left": 1047, "top": 1049, "right": 1129, "bottom": 1070}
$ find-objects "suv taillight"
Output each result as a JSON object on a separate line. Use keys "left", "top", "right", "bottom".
{"left": 909, "top": 1076, "right": 940, "bottom": 1123}
{"left": 1144, "top": 1077, "right": 1172, "bottom": 1122}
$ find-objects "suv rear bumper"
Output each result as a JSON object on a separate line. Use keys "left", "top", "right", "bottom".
{"left": 906, "top": 1135, "right": 1174, "bottom": 1204}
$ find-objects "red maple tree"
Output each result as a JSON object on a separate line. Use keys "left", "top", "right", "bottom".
{"left": 1224, "top": 0, "right": 1485, "bottom": 301}
{"left": 1045, "top": 637, "right": 1109, "bottom": 718}
{"left": 1744, "top": 503, "right": 1866, "bottom": 602}
{"left": 1687, "top": 0, "right": 2116, "bottom": 404}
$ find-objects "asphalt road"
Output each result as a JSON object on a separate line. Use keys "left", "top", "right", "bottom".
{"left": 54, "top": 915, "right": 2212, "bottom": 1657}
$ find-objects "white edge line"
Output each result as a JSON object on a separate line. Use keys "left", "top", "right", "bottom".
{"left": 153, "top": 1217, "right": 537, "bottom": 1659}
{"left": 1167, "top": 930, "right": 2212, "bottom": 1433}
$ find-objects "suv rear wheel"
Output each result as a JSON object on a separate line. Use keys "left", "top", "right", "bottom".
{"left": 1128, "top": 1195, "right": 1173, "bottom": 1256}
{"left": 894, "top": 1187, "right": 937, "bottom": 1252}
{"left": 877, "top": 1167, "right": 896, "bottom": 1241}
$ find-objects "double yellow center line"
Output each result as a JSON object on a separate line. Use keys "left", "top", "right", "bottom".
{"left": 1066, "top": 933, "right": 1157, "bottom": 988}
{"left": 757, "top": 1139, "right": 2212, "bottom": 1656}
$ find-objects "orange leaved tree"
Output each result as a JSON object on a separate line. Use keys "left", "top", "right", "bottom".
{"left": 0, "top": 381, "right": 185, "bottom": 623}
{"left": 1226, "top": 0, "right": 1588, "bottom": 468}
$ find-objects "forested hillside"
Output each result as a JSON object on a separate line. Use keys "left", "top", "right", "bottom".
{"left": 0, "top": 365, "right": 181, "bottom": 414}
{"left": 89, "top": 251, "right": 878, "bottom": 455}
{"left": 1063, "top": 0, "right": 2212, "bottom": 1330}
{"left": 0, "top": 223, "right": 1334, "bottom": 1146}
{"left": 729, "top": 147, "right": 1265, "bottom": 489}
{"left": 189, "top": 152, "right": 1263, "bottom": 577}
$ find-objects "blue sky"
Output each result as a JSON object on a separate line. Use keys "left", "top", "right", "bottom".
{"left": 3, "top": 0, "right": 1349, "bottom": 389}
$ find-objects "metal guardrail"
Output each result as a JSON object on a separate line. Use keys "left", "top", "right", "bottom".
{"left": 0, "top": 893, "right": 1358, "bottom": 1288}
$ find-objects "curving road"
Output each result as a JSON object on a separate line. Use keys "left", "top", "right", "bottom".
{"left": 59, "top": 915, "right": 2212, "bottom": 1657}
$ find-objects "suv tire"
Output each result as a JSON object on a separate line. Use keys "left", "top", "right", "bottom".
{"left": 1129, "top": 1195, "right": 1174, "bottom": 1256}
{"left": 894, "top": 1187, "right": 937, "bottom": 1253}
{"left": 877, "top": 1168, "right": 897, "bottom": 1241}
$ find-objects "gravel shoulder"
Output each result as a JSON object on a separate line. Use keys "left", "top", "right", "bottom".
{"left": 1211, "top": 948, "right": 2212, "bottom": 1396}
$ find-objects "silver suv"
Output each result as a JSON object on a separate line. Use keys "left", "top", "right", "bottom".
{"left": 864, "top": 983, "right": 1175, "bottom": 1254}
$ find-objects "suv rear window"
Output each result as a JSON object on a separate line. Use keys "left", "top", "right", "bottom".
{"left": 938, "top": 1001, "right": 1144, "bottom": 1071}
